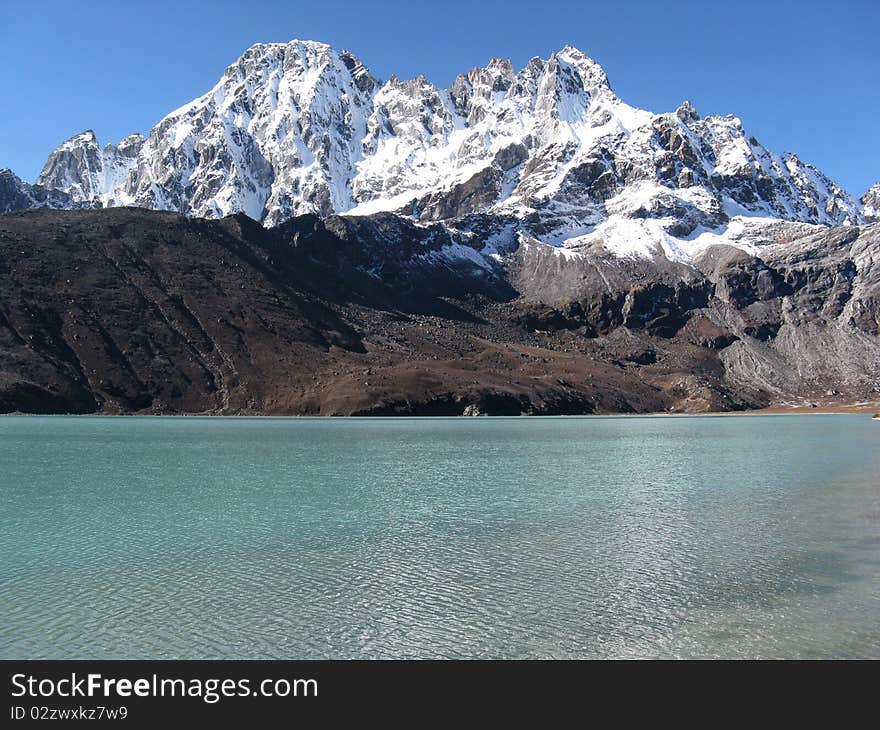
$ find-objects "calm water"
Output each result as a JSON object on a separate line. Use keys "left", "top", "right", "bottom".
{"left": 1, "top": 414, "right": 878, "bottom": 659}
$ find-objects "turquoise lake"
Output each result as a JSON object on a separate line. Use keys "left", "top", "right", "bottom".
{"left": 1, "top": 414, "right": 878, "bottom": 659}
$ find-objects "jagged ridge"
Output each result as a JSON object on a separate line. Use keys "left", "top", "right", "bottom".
{"left": 3, "top": 40, "right": 873, "bottom": 261}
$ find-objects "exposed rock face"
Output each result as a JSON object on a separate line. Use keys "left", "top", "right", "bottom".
{"left": 0, "top": 169, "right": 80, "bottom": 213}
{"left": 36, "top": 131, "right": 144, "bottom": 205}
{"left": 2, "top": 40, "right": 870, "bottom": 262}
{"left": 1, "top": 208, "right": 877, "bottom": 415}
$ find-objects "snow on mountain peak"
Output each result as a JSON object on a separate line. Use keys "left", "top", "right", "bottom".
{"left": 675, "top": 100, "right": 700, "bottom": 122}
{"left": 554, "top": 45, "right": 610, "bottom": 89}
{"left": 862, "top": 182, "right": 880, "bottom": 222}
{"left": 15, "top": 38, "right": 868, "bottom": 261}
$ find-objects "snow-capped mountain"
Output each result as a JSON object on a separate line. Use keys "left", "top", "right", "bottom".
{"left": 36, "top": 131, "right": 145, "bottom": 205}
{"left": 862, "top": 182, "right": 880, "bottom": 222}
{"left": 4, "top": 40, "right": 871, "bottom": 260}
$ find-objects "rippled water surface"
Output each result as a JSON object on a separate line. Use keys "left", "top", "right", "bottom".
{"left": 1, "top": 415, "right": 879, "bottom": 659}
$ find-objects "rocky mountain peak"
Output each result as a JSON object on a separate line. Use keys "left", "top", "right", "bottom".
{"left": 110, "top": 134, "right": 147, "bottom": 156}
{"left": 861, "top": 182, "right": 880, "bottom": 222}
{"left": 339, "top": 49, "right": 380, "bottom": 93}
{"left": 64, "top": 129, "right": 98, "bottom": 146}
{"left": 0, "top": 168, "right": 79, "bottom": 212}
{"left": 36, "top": 130, "right": 103, "bottom": 201}
{"left": 675, "top": 100, "right": 700, "bottom": 123}
{"left": 554, "top": 45, "right": 610, "bottom": 90}
{"left": 486, "top": 57, "right": 515, "bottom": 76}
{"left": 35, "top": 127, "right": 145, "bottom": 206}
{"left": 5, "top": 38, "right": 866, "bottom": 259}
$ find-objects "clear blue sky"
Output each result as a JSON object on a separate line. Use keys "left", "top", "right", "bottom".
{"left": 2, "top": 0, "right": 877, "bottom": 196}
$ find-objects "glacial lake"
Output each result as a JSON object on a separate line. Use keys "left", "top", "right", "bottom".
{"left": 1, "top": 414, "right": 878, "bottom": 659}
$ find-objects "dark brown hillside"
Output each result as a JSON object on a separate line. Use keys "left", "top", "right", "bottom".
{"left": 1, "top": 208, "right": 877, "bottom": 415}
